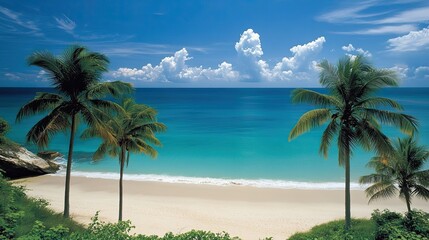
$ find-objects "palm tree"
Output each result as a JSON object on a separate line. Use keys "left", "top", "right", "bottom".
{"left": 16, "top": 45, "right": 133, "bottom": 218}
{"left": 82, "top": 98, "right": 166, "bottom": 221}
{"left": 360, "top": 137, "right": 429, "bottom": 213}
{"left": 288, "top": 55, "right": 418, "bottom": 230}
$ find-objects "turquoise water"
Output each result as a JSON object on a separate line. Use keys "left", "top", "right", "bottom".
{"left": 1, "top": 88, "right": 428, "bottom": 188}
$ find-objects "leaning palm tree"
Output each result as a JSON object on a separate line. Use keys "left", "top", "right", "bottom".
{"left": 82, "top": 98, "right": 166, "bottom": 221}
{"left": 16, "top": 45, "right": 133, "bottom": 218}
{"left": 360, "top": 137, "right": 429, "bottom": 213}
{"left": 288, "top": 55, "right": 418, "bottom": 230}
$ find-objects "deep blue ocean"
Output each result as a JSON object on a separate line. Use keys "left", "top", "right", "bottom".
{"left": 1, "top": 88, "right": 428, "bottom": 189}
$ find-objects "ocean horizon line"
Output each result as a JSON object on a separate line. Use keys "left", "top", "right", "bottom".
{"left": 1, "top": 86, "right": 428, "bottom": 89}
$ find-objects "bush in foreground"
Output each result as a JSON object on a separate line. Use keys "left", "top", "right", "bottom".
{"left": 372, "top": 209, "right": 429, "bottom": 240}
{"left": 0, "top": 174, "right": 84, "bottom": 239}
{"left": 288, "top": 219, "right": 375, "bottom": 240}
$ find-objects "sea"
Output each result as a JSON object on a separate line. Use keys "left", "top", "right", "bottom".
{"left": 1, "top": 88, "right": 428, "bottom": 189}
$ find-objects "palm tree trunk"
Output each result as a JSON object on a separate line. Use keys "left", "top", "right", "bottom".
{"left": 64, "top": 113, "right": 76, "bottom": 218}
{"left": 119, "top": 146, "right": 126, "bottom": 222}
{"left": 345, "top": 142, "right": 351, "bottom": 230}
{"left": 404, "top": 188, "right": 412, "bottom": 214}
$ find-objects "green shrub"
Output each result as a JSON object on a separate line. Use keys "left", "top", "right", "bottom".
{"left": 17, "top": 221, "right": 69, "bottom": 240}
{"left": 0, "top": 118, "right": 9, "bottom": 137}
{"left": 288, "top": 218, "right": 375, "bottom": 240}
{"left": 69, "top": 212, "right": 242, "bottom": 240}
{"left": 0, "top": 174, "right": 84, "bottom": 238}
{"left": 372, "top": 209, "right": 429, "bottom": 240}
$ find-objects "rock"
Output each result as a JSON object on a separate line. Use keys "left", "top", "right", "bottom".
{"left": 0, "top": 146, "right": 59, "bottom": 179}
{"left": 37, "top": 151, "right": 62, "bottom": 161}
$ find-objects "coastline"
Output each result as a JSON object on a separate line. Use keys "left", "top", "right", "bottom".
{"left": 16, "top": 175, "right": 429, "bottom": 239}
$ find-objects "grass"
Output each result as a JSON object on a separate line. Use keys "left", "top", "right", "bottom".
{"left": 288, "top": 218, "right": 376, "bottom": 240}
{"left": 0, "top": 175, "right": 85, "bottom": 238}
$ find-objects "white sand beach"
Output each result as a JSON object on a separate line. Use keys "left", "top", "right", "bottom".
{"left": 16, "top": 175, "right": 429, "bottom": 240}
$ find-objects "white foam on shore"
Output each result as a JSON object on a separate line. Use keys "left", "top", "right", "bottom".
{"left": 52, "top": 170, "right": 368, "bottom": 190}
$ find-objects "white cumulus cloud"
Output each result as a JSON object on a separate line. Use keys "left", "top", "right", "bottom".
{"left": 112, "top": 48, "right": 239, "bottom": 82}
{"left": 341, "top": 44, "right": 372, "bottom": 58}
{"left": 112, "top": 29, "right": 326, "bottom": 84}
{"left": 387, "top": 65, "right": 409, "bottom": 80}
{"left": 414, "top": 66, "right": 429, "bottom": 79}
{"left": 235, "top": 29, "right": 263, "bottom": 58}
{"left": 387, "top": 26, "right": 429, "bottom": 52}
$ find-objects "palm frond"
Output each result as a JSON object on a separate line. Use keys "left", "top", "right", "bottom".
{"left": 359, "top": 173, "right": 391, "bottom": 184}
{"left": 357, "top": 119, "right": 393, "bottom": 156}
{"left": 79, "top": 105, "right": 116, "bottom": 145}
{"left": 318, "top": 60, "right": 339, "bottom": 88}
{"left": 27, "top": 52, "right": 65, "bottom": 83}
{"left": 367, "top": 183, "right": 398, "bottom": 203}
{"left": 16, "top": 92, "right": 64, "bottom": 122}
{"left": 86, "top": 81, "right": 134, "bottom": 99}
{"left": 412, "top": 185, "right": 429, "bottom": 200}
{"left": 93, "top": 142, "right": 110, "bottom": 160}
{"left": 357, "top": 97, "right": 403, "bottom": 110}
{"left": 363, "top": 109, "right": 418, "bottom": 135}
{"left": 26, "top": 105, "right": 70, "bottom": 148}
{"left": 289, "top": 109, "right": 331, "bottom": 141}
{"left": 414, "top": 170, "right": 429, "bottom": 186}
{"left": 291, "top": 89, "right": 340, "bottom": 107}
{"left": 319, "top": 120, "right": 339, "bottom": 158}
{"left": 88, "top": 99, "right": 125, "bottom": 116}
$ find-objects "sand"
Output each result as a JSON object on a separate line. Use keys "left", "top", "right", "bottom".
{"left": 15, "top": 175, "right": 429, "bottom": 240}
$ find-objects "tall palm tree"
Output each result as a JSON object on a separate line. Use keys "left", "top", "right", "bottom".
{"left": 82, "top": 98, "right": 166, "bottom": 221}
{"left": 16, "top": 45, "right": 133, "bottom": 218}
{"left": 360, "top": 137, "right": 429, "bottom": 213}
{"left": 288, "top": 55, "right": 418, "bottom": 230}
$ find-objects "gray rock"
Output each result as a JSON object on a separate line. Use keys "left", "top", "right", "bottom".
{"left": 37, "top": 151, "right": 63, "bottom": 161}
{"left": 0, "top": 146, "right": 59, "bottom": 179}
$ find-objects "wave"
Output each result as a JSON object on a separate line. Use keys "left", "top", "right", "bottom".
{"left": 52, "top": 169, "right": 368, "bottom": 190}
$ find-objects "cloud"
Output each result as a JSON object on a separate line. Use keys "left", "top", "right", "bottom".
{"left": 36, "top": 70, "right": 50, "bottom": 82}
{"left": 387, "top": 65, "right": 409, "bottom": 79}
{"left": 414, "top": 66, "right": 429, "bottom": 79}
{"left": 112, "top": 29, "right": 325, "bottom": 84}
{"left": 387, "top": 26, "right": 429, "bottom": 52}
{"left": 318, "top": 2, "right": 429, "bottom": 37}
{"left": 0, "top": 5, "right": 41, "bottom": 35}
{"left": 337, "top": 24, "right": 417, "bottom": 35}
{"left": 4, "top": 72, "right": 21, "bottom": 80}
{"left": 112, "top": 48, "right": 239, "bottom": 82}
{"left": 373, "top": 6, "right": 429, "bottom": 24}
{"left": 235, "top": 29, "right": 263, "bottom": 58}
{"left": 54, "top": 15, "right": 76, "bottom": 34}
{"left": 341, "top": 44, "right": 372, "bottom": 58}
{"left": 317, "top": 2, "right": 379, "bottom": 24}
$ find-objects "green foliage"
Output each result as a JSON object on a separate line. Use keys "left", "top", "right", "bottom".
{"left": 68, "top": 212, "right": 241, "bottom": 240}
{"left": 288, "top": 218, "right": 376, "bottom": 240}
{"left": 82, "top": 98, "right": 166, "bottom": 221}
{"left": 0, "top": 117, "right": 9, "bottom": 137}
{"left": 360, "top": 137, "right": 429, "bottom": 212}
{"left": 0, "top": 174, "right": 84, "bottom": 239}
{"left": 17, "top": 221, "right": 69, "bottom": 240}
{"left": 0, "top": 117, "right": 19, "bottom": 152}
{"left": 372, "top": 209, "right": 429, "bottom": 240}
{"left": 288, "top": 55, "right": 418, "bottom": 229}
{"left": 69, "top": 212, "right": 135, "bottom": 240}
{"left": 17, "top": 45, "right": 133, "bottom": 218}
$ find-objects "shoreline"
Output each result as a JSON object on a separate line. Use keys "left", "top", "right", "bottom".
{"left": 53, "top": 171, "right": 369, "bottom": 190}
{"left": 16, "top": 174, "right": 429, "bottom": 240}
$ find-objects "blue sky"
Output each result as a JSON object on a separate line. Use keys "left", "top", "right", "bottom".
{"left": 0, "top": 0, "right": 428, "bottom": 87}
